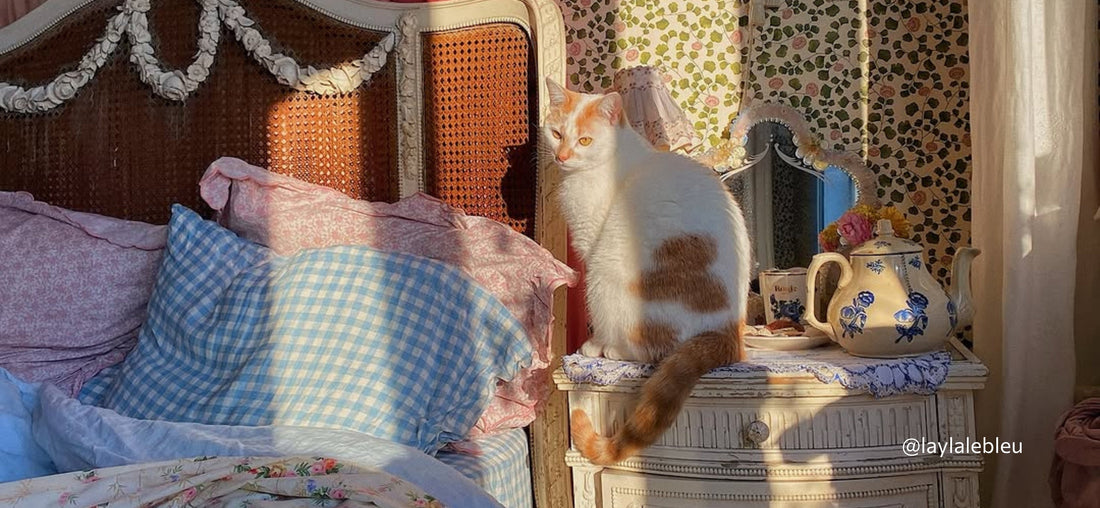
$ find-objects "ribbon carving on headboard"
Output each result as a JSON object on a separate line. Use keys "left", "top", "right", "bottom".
{"left": 0, "top": 0, "right": 397, "bottom": 113}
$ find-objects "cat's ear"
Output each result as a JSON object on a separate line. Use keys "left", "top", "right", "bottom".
{"left": 597, "top": 92, "right": 623, "bottom": 124}
{"left": 546, "top": 78, "right": 567, "bottom": 106}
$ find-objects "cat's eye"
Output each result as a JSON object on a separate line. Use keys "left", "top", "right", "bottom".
{"left": 551, "top": 130, "right": 562, "bottom": 140}
{"left": 578, "top": 137, "right": 593, "bottom": 146}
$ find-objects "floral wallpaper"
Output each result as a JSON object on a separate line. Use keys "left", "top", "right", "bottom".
{"left": 552, "top": 0, "right": 972, "bottom": 285}
{"left": 556, "top": 0, "right": 752, "bottom": 149}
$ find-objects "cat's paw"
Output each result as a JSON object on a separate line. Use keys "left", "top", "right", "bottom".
{"left": 603, "top": 345, "right": 633, "bottom": 361}
{"left": 580, "top": 341, "right": 605, "bottom": 358}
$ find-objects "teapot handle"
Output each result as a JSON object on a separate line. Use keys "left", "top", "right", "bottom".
{"left": 804, "top": 252, "right": 853, "bottom": 342}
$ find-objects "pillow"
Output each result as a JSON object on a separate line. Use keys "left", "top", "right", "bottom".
{"left": 88, "top": 205, "right": 533, "bottom": 454}
{"left": 0, "top": 191, "right": 166, "bottom": 396}
{"left": 199, "top": 157, "right": 576, "bottom": 436}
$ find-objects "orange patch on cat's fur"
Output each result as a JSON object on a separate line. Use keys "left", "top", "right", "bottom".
{"left": 628, "top": 320, "right": 678, "bottom": 363}
{"left": 635, "top": 234, "right": 728, "bottom": 313}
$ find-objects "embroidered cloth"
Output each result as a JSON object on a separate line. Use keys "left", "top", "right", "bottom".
{"left": 562, "top": 345, "right": 951, "bottom": 397}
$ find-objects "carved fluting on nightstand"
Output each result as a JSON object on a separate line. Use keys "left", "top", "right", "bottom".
{"left": 640, "top": 396, "right": 934, "bottom": 451}
{"left": 947, "top": 394, "right": 967, "bottom": 439}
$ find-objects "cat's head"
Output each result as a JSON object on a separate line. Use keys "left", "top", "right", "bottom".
{"left": 543, "top": 78, "right": 623, "bottom": 172}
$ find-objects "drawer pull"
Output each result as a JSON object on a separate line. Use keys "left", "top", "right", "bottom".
{"left": 745, "top": 420, "right": 770, "bottom": 445}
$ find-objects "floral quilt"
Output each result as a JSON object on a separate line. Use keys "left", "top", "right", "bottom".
{"left": 0, "top": 456, "right": 445, "bottom": 508}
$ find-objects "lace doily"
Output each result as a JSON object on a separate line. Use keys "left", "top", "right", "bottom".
{"left": 562, "top": 345, "right": 951, "bottom": 398}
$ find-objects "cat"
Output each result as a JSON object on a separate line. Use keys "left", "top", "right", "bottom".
{"left": 543, "top": 78, "right": 752, "bottom": 465}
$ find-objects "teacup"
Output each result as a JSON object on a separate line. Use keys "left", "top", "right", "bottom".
{"left": 760, "top": 268, "right": 808, "bottom": 324}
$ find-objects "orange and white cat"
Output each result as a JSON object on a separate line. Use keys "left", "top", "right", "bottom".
{"left": 544, "top": 78, "right": 751, "bottom": 465}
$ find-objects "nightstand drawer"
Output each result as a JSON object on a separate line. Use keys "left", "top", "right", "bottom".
{"left": 569, "top": 390, "right": 937, "bottom": 452}
{"left": 601, "top": 470, "right": 939, "bottom": 507}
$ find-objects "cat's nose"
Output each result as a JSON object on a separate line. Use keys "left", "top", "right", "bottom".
{"left": 556, "top": 149, "right": 573, "bottom": 163}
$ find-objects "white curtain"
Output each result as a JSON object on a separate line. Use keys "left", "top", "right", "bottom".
{"left": 970, "top": 1, "right": 1098, "bottom": 507}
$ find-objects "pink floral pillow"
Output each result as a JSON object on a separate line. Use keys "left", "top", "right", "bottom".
{"left": 199, "top": 157, "right": 576, "bottom": 436}
{"left": 0, "top": 192, "right": 166, "bottom": 395}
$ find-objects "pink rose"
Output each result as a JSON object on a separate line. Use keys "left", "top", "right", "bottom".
{"left": 781, "top": 8, "right": 793, "bottom": 19}
{"left": 868, "top": 146, "right": 881, "bottom": 157}
{"left": 182, "top": 488, "right": 197, "bottom": 502}
{"left": 567, "top": 41, "right": 582, "bottom": 57}
{"left": 949, "top": 67, "right": 965, "bottom": 79}
{"left": 962, "top": 132, "right": 971, "bottom": 146}
{"left": 925, "top": 141, "right": 938, "bottom": 152}
{"left": 625, "top": 48, "right": 639, "bottom": 61}
{"left": 332, "top": 489, "right": 346, "bottom": 499}
{"left": 311, "top": 462, "right": 326, "bottom": 474}
{"left": 768, "top": 77, "right": 784, "bottom": 89}
{"left": 692, "top": 41, "right": 703, "bottom": 51}
{"left": 805, "top": 82, "right": 819, "bottom": 97}
{"left": 836, "top": 212, "right": 874, "bottom": 247}
{"left": 728, "top": 29, "right": 743, "bottom": 45}
{"left": 878, "top": 85, "right": 896, "bottom": 98}
{"left": 792, "top": 36, "right": 807, "bottom": 50}
{"left": 613, "top": 21, "right": 626, "bottom": 32}
{"left": 704, "top": 95, "right": 720, "bottom": 107}
{"left": 579, "top": 0, "right": 592, "bottom": 7}
{"left": 832, "top": 61, "right": 845, "bottom": 72}
{"left": 830, "top": 129, "right": 842, "bottom": 140}
{"left": 905, "top": 16, "right": 922, "bottom": 32}
{"left": 918, "top": 86, "right": 931, "bottom": 96}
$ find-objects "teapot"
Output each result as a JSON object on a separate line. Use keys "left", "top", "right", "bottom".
{"left": 804, "top": 219, "right": 980, "bottom": 358}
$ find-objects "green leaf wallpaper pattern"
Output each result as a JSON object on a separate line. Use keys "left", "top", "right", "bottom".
{"left": 551, "top": 0, "right": 971, "bottom": 286}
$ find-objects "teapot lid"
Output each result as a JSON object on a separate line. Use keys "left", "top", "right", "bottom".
{"left": 850, "top": 219, "right": 922, "bottom": 256}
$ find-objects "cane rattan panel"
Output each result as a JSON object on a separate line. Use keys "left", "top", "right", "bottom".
{"left": 422, "top": 24, "right": 537, "bottom": 237}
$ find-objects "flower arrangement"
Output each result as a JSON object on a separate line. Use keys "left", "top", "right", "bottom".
{"left": 819, "top": 204, "right": 910, "bottom": 252}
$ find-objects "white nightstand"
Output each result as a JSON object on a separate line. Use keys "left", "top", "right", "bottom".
{"left": 554, "top": 338, "right": 988, "bottom": 507}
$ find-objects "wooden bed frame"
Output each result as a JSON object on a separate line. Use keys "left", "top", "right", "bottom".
{"left": 0, "top": 0, "right": 572, "bottom": 506}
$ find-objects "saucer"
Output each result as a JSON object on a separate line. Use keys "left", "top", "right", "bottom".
{"left": 745, "top": 327, "right": 831, "bottom": 351}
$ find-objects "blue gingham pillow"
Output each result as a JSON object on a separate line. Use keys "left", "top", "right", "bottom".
{"left": 81, "top": 205, "right": 532, "bottom": 454}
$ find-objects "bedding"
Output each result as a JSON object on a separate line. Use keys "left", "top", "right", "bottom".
{"left": 199, "top": 157, "right": 576, "bottom": 436}
{"left": 0, "top": 455, "right": 450, "bottom": 507}
{"left": 437, "top": 428, "right": 532, "bottom": 508}
{"left": 0, "top": 191, "right": 165, "bottom": 396}
{"left": 79, "top": 205, "right": 533, "bottom": 455}
{"left": 0, "top": 369, "right": 504, "bottom": 507}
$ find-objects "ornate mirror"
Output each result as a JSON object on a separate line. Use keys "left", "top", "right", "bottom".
{"left": 697, "top": 103, "right": 879, "bottom": 274}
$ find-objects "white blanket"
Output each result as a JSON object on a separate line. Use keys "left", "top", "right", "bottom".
{"left": 0, "top": 370, "right": 502, "bottom": 507}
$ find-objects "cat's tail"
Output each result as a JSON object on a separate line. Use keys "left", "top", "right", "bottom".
{"left": 570, "top": 321, "right": 745, "bottom": 465}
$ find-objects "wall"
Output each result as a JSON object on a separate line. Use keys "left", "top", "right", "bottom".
{"left": 553, "top": 0, "right": 971, "bottom": 284}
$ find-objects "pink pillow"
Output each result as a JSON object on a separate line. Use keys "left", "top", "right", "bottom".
{"left": 0, "top": 191, "right": 166, "bottom": 395}
{"left": 199, "top": 158, "right": 576, "bottom": 436}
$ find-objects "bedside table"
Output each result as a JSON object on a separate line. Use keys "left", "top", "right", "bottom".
{"left": 553, "top": 338, "right": 988, "bottom": 507}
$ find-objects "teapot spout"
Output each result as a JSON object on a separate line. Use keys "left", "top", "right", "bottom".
{"left": 948, "top": 247, "right": 981, "bottom": 330}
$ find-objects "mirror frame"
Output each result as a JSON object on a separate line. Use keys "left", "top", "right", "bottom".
{"left": 698, "top": 102, "right": 880, "bottom": 207}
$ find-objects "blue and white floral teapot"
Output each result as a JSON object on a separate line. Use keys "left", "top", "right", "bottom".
{"left": 804, "top": 219, "right": 980, "bottom": 358}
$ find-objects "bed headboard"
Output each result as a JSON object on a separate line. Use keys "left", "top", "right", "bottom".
{"left": 0, "top": 0, "right": 572, "bottom": 505}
